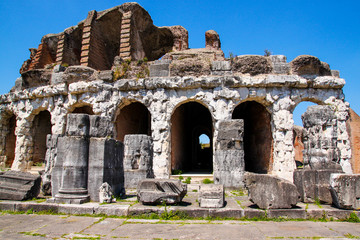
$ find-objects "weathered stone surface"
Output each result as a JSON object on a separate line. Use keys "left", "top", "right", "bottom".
{"left": 166, "top": 25, "right": 188, "bottom": 51}
{"left": 245, "top": 172, "right": 300, "bottom": 209}
{"left": 88, "top": 138, "right": 124, "bottom": 201}
{"left": 232, "top": 55, "right": 273, "bottom": 76}
{"left": 330, "top": 173, "right": 360, "bottom": 210}
{"left": 149, "top": 60, "right": 170, "bottom": 77}
{"left": 205, "top": 30, "right": 221, "bottom": 50}
{"left": 62, "top": 66, "right": 96, "bottom": 84}
{"left": 99, "top": 182, "right": 113, "bottom": 203}
{"left": 214, "top": 150, "right": 245, "bottom": 187}
{"left": 20, "top": 69, "right": 52, "bottom": 89}
{"left": 290, "top": 55, "right": 331, "bottom": 76}
{"left": 123, "top": 135, "right": 153, "bottom": 188}
{"left": 98, "top": 70, "right": 113, "bottom": 82}
{"left": 0, "top": 171, "right": 41, "bottom": 200}
{"left": 89, "top": 115, "right": 113, "bottom": 138}
{"left": 347, "top": 108, "right": 360, "bottom": 173}
{"left": 137, "top": 179, "right": 187, "bottom": 205}
{"left": 293, "top": 169, "right": 343, "bottom": 204}
{"left": 199, "top": 184, "right": 224, "bottom": 208}
{"left": 302, "top": 105, "right": 340, "bottom": 170}
{"left": 66, "top": 114, "right": 90, "bottom": 137}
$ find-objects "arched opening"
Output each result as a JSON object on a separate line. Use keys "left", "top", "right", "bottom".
{"left": 171, "top": 102, "right": 213, "bottom": 173}
{"left": 292, "top": 101, "right": 317, "bottom": 167}
{"left": 115, "top": 102, "right": 151, "bottom": 142}
{"left": 32, "top": 110, "right": 52, "bottom": 166}
{"left": 4, "top": 115, "right": 16, "bottom": 168}
{"left": 232, "top": 101, "right": 272, "bottom": 173}
{"left": 71, "top": 105, "right": 94, "bottom": 115}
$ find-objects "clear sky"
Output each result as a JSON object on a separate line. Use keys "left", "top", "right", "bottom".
{"left": 0, "top": 0, "right": 359, "bottom": 126}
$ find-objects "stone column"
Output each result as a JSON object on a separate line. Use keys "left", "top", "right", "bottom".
{"left": 53, "top": 114, "right": 90, "bottom": 204}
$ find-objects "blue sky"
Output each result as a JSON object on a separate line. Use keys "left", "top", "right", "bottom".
{"left": 0, "top": 0, "right": 359, "bottom": 126}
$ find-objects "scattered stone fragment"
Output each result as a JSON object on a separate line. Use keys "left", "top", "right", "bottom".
{"left": 244, "top": 172, "right": 300, "bottom": 209}
{"left": 0, "top": 171, "right": 41, "bottom": 201}
{"left": 330, "top": 173, "right": 360, "bottom": 210}
{"left": 99, "top": 182, "right": 114, "bottom": 203}
{"left": 199, "top": 184, "right": 224, "bottom": 208}
{"left": 137, "top": 179, "right": 187, "bottom": 205}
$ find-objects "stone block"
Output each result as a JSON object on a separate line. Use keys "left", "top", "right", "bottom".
{"left": 65, "top": 114, "right": 90, "bottom": 137}
{"left": 88, "top": 138, "right": 124, "bottom": 202}
{"left": 98, "top": 70, "right": 113, "bottom": 82}
{"left": 62, "top": 66, "right": 96, "bottom": 84}
{"left": 330, "top": 173, "right": 360, "bottom": 210}
{"left": 294, "top": 169, "right": 343, "bottom": 204}
{"left": 267, "top": 209, "right": 307, "bottom": 219}
{"left": 149, "top": 62, "right": 170, "bottom": 77}
{"left": 213, "top": 150, "right": 245, "bottom": 188}
{"left": 89, "top": 115, "right": 113, "bottom": 138}
{"left": 245, "top": 172, "right": 300, "bottom": 209}
{"left": 217, "top": 120, "right": 244, "bottom": 141}
{"left": 0, "top": 171, "right": 41, "bottom": 201}
{"left": 99, "top": 182, "right": 113, "bottom": 203}
{"left": 123, "top": 135, "right": 153, "bottom": 188}
{"left": 269, "top": 55, "right": 290, "bottom": 74}
{"left": 199, "top": 184, "right": 224, "bottom": 208}
{"left": 211, "top": 61, "right": 231, "bottom": 71}
{"left": 137, "top": 179, "right": 187, "bottom": 205}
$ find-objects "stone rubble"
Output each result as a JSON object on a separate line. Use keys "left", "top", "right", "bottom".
{"left": 330, "top": 173, "right": 360, "bottom": 210}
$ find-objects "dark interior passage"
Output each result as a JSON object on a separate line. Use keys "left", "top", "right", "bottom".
{"left": 171, "top": 102, "right": 213, "bottom": 173}
{"left": 5, "top": 115, "right": 16, "bottom": 168}
{"left": 232, "top": 101, "right": 273, "bottom": 173}
{"left": 71, "top": 105, "right": 94, "bottom": 115}
{"left": 115, "top": 102, "right": 151, "bottom": 142}
{"left": 32, "top": 111, "right": 52, "bottom": 165}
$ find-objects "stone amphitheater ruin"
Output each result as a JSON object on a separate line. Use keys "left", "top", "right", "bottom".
{"left": 0, "top": 2, "right": 359, "bottom": 205}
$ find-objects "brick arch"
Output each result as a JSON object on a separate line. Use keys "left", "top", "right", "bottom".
{"left": 232, "top": 100, "right": 273, "bottom": 173}
{"left": 171, "top": 101, "right": 213, "bottom": 173}
{"left": 114, "top": 100, "right": 151, "bottom": 142}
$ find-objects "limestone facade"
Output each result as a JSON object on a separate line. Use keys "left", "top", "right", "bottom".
{"left": 0, "top": 2, "right": 353, "bottom": 184}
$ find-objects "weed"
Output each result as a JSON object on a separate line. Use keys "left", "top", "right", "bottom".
{"left": 183, "top": 177, "right": 191, "bottom": 184}
{"left": 344, "top": 233, "right": 360, "bottom": 239}
{"left": 172, "top": 169, "right": 183, "bottom": 175}
{"left": 314, "top": 198, "right": 322, "bottom": 208}
{"left": 192, "top": 189, "right": 198, "bottom": 192}
{"left": 202, "top": 178, "right": 213, "bottom": 184}
{"left": 264, "top": 49, "right": 272, "bottom": 56}
{"left": 178, "top": 176, "right": 184, "bottom": 180}
{"left": 230, "top": 189, "right": 246, "bottom": 196}
{"left": 347, "top": 212, "right": 360, "bottom": 223}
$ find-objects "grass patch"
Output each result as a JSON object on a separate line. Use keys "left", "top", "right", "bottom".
{"left": 202, "top": 178, "right": 213, "bottom": 184}
{"left": 230, "top": 189, "right": 246, "bottom": 196}
{"left": 344, "top": 233, "right": 360, "bottom": 239}
{"left": 19, "top": 231, "right": 46, "bottom": 237}
{"left": 347, "top": 212, "right": 360, "bottom": 223}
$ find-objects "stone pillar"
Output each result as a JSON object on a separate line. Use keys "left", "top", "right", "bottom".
{"left": 123, "top": 134, "right": 153, "bottom": 188}
{"left": 272, "top": 104, "right": 296, "bottom": 182}
{"left": 11, "top": 117, "right": 33, "bottom": 171}
{"left": 213, "top": 119, "right": 245, "bottom": 187}
{"left": 88, "top": 115, "right": 125, "bottom": 201}
{"left": 53, "top": 114, "right": 90, "bottom": 204}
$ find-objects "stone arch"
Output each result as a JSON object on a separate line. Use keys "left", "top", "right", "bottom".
{"left": 115, "top": 101, "right": 151, "bottom": 142}
{"left": 32, "top": 110, "right": 52, "bottom": 166}
{"left": 0, "top": 111, "right": 17, "bottom": 168}
{"left": 171, "top": 101, "right": 213, "bottom": 173}
{"left": 232, "top": 100, "right": 273, "bottom": 173}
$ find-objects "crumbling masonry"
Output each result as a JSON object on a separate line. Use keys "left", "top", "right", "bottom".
{"left": 0, "top": 3, "right": 357, "bottom": 199}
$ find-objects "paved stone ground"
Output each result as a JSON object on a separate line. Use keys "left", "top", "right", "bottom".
{"left": 0, "top": 213, "right": 359, "bottom": 240}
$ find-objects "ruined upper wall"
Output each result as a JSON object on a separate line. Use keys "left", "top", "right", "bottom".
{"left": 19, "top": 3, "right": 188, "bottom": 74}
